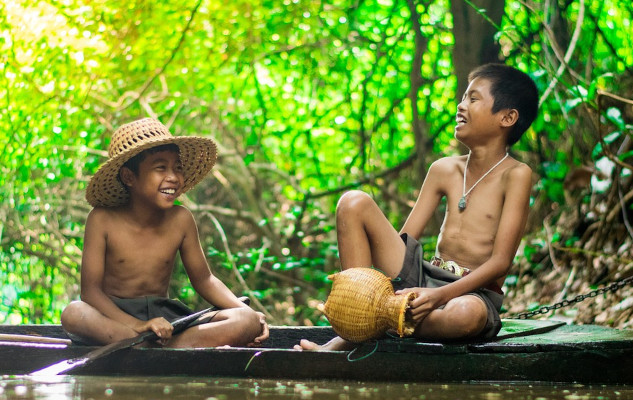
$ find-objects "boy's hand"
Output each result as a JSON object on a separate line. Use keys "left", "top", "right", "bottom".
{"left": 248, "top": 312, "right": 269, "bottom": 346}
{"left": 135, "top": 317, "right": 174, "bottom": 345}
{"left": 396, "top": 287, "right": 444, "bottom": 323}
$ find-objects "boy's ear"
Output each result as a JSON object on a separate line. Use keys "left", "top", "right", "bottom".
{"left": 119, "top": 167, "right": 135, "bottom": 187}
{"left": 500, "top": 109, "right": 519, "bottom": 128}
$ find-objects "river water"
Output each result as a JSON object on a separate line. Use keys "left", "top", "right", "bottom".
{"left": 0, "top": 376, "right": 631, "bottom": 400}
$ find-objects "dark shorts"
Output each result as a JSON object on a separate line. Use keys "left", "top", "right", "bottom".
{"left": 110, "top": 296, "right": 201, "bottom": 324}
{"left": 393, "top": 233, "right": 504, "bottom": 340}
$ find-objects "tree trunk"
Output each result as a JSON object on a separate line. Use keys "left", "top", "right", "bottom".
{"left": 451, "top": 0, "right": 505, "bottom": 98}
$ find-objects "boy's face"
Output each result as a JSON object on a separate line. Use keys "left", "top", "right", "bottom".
{"left": 122, "top": 150, "right": 184, "bottom": 208}
{"left": 455, "top": 77, "right": 499, "bottom": 142}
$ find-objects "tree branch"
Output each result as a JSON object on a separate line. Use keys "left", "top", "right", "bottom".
{"left": 305, "top": 153, "right": 416, "bottom": 200}
{"left": 538, "top": 0, "right": 585, "bottom": 105}
{"left": 115, "top": 0, "right": 204, "bottom": 111}
{"left": 201, "top": 211, "right": 275, "bottom": 320}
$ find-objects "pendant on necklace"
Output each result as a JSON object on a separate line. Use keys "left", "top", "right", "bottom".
{"left": 458, "top": 196, "right": 467, "bottom": 211}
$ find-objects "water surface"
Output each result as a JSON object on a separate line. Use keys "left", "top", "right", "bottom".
{"left": 0, "top": 376, "right": 631, "bottom": 399}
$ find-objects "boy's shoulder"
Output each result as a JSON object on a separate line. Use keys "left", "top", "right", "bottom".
{"left": 428, "top": 154, "right": 467, "bottom": 173}
{"left": 433, "top": 154, "right": 467, "bottom": 164}
{"left": 169, "top": 204, "right": 195, "bottom": 221}
{"left": 503, "top": 157, "right": 532, "bottom": 178}
{"left": 86, "top": 206, "right": 119, "bottom": 222}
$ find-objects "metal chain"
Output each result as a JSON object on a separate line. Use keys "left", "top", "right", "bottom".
{"left": 507, "top": 274, "right": 633, "bottom": 319}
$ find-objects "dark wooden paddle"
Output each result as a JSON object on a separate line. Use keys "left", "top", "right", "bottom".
{"left": 31, "top": 304, "right": 226, "bottom": 376}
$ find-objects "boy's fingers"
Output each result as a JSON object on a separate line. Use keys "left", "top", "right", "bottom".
{"left": 261, "top": 322, "right": 269, "bottom": 338}
{"left": 249, "top": 315, "right": 270, "bottom": 345}
{"left": 257, "top": 321, "right": 270, "bottom": 340}
{"left": 409, "top": 306, "right": 429, "bottom": 322}
{"left": 409, "top": 295, "right": 424, "bottom": 309}
{"left": 148, "top": 318, "right": 173, "bottom": 339}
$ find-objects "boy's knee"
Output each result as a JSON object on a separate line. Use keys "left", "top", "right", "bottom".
{"left": 224, "top": 308, "right": 262, "bottom": 342}
{"left": 238, "top": 308, "right": 263, "bottom": 332}
{"left": 60, "top": 301, "right": 85, "bottom": 331}
{"left": 446, "top": 296, "right": 488, "bottom": 337}
{"left": 337, "top": 190, "right": 372, "bottom": 217}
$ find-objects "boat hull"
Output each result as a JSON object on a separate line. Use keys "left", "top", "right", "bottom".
{"left": 1, "top": 321, "right": 632, "bottom": 383}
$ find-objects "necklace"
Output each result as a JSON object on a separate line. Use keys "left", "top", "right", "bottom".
{"left": 459, "top": 152, "right": 509, "bottom": 211}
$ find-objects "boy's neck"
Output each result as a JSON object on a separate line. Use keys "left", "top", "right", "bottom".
{"left": 465, "top": 144, "right": 509, "bottom": 172}
{"left": 121, "top": 200, "right": 169, "bottom": 227}
{"left": 466, "top": 146, "right": 509, "bottom": 177}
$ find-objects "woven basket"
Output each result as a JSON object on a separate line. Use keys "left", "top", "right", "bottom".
{"left": 321, "top": 268, "right": 417, "bottom": 343}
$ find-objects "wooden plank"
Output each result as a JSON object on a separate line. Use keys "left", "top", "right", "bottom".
{"left": 0, "top": 334, "right": 72, "bottom": 345}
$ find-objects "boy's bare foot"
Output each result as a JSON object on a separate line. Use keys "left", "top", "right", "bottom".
{"left": 293, "top": 339, "right": 322, "bottom": 351}
{"left": 293, "top": 336, "right": 354, "bottom": 351}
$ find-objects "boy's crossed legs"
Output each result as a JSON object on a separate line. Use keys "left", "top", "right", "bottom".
{"left": 61, "top": 301, "right": 263, "bottom": 348}
{"left": 295, "top": 190, "right": 489, "bottom": 351}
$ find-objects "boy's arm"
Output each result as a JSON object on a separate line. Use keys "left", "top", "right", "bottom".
{"left": 400, "top": 160, "right": 445, "bottom": 239}
{"left": 80, "top": 209, "right": 172, "bottom": 338}
{"left": 404, "top": 163, "right": 532, "bottom": 321}
{"left": 178, "top": 208, "right": 250, "bottom": 310}
{"left": 179, "top": 208, "right": 268, "bottom": 344}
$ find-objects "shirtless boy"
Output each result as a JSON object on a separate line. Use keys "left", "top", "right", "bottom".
{"left": 62, "top": 118, "right": 268, "bottom": 348}
{"left": 297, "top": 63, "right": 539, "bottom": 350}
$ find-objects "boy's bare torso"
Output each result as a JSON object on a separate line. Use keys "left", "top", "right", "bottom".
{"left": 432, "top": 154, "right": 528, "bottom": 282}
{"left": 89, "top": 206, "right": 187, "bottom": 299}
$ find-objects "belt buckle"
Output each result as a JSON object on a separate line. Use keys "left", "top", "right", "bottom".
{"left": 442, "top": 260, "right": 470, "bottom": 277}
{"left": 443, "top": 261, "right": 462, "bottom": 276}
{"left": 431, "top": 257, "right": 470, "bottom": 277}
{"left": 430, "top": 257, "right": 443, "bottom": 267}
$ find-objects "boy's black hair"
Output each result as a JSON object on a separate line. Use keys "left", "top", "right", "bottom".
{"left": 121, "top": 143, "right": 180, "bottom": 176}
{"left": 468, "top": 63, "right": 539, "bottom": 146}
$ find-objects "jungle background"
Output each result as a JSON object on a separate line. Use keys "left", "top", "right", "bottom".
{"left": 1, "top": 0, "right": 633, "bottom": 328}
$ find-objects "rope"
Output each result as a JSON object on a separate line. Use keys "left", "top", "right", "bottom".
{"left": 244, "top": 350, "right": 263, "bottom": 372}
{"left": 347, "top": 341, "right": 379, "bottom": 362}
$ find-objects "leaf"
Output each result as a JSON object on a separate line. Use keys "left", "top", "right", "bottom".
{"left": 605, "top": 107, "right": 625, "bottom": 129}
{"left": 564, "top": 97, "right": 583, "bottom": 112}
{"left": 603, "top": 130, "right": 621, "bottom": 144}
{"left": 618, "top": 150, "right": 633, "bottom": 161}
{"left": 570, "top": 85, "right": 588, "bottom": 99}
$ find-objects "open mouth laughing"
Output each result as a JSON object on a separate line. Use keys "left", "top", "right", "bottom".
{"left": 159, "top": 188, "right": 177, "bottom": 196}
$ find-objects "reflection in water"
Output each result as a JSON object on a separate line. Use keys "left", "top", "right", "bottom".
{"left": 0, "top": 376, "right": 631, "bottom": 400}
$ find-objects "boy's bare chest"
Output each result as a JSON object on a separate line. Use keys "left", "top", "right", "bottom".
{"left": 104, "top": 226, "right": 183, "bottom": 270}
{"left": 445, "top": 171, "right": 505, "bottom": 216}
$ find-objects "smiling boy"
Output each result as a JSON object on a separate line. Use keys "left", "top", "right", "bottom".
{"left": 297, "top": 64, "right": 538, "bottom": 349}
{"left": 61, "top": 118, "right": 268, "bottom": 348}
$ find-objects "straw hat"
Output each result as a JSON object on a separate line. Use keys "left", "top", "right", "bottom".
{"left": 321, "top": 268, "right": 417, "bottom": 343}
{"left": 85, "top": 118, "right": 218, "bottom": 207}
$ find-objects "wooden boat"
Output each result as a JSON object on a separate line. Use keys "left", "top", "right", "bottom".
{"left": 1, "top": 319, "right": 632, "bottom": 384}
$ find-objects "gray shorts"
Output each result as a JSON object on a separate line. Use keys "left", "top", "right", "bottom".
{"left": 393, "top": 233, "right": 503, "bottom": 340}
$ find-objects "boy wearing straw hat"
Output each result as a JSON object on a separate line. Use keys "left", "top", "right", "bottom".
{"left": 61, "top": 118, "right": 268, "bottom": 348}
{"left": 297, "top": 64, "right": 538, "bottom": 349}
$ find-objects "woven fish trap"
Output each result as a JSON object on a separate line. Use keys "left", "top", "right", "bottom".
{"left": 321, "top": 268, "right": 417, "bottom": 343}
